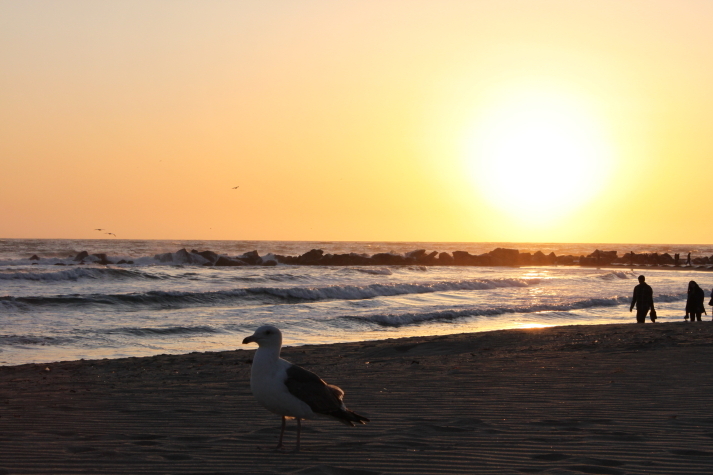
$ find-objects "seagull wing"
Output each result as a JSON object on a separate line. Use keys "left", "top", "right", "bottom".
{"left": 284, "top": 364, "right": 369, "bottom": 426}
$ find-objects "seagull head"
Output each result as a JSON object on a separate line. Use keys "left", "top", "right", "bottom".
{"left": 243, "top": 325, "right": 283, "bottom": 348}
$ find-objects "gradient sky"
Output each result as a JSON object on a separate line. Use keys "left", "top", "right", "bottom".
{"left": 2, "top": 1, "right": 712, "bottom": 243}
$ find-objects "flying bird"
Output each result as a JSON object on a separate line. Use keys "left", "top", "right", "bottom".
{"left": 232, "top": 186, "right": 239, "bottom": 189}
{"left": 105, "top": 233, "right": 116, "bottom": 237}
{"left": 243, "top": 325, "right": 369, "bottom": 451}
{"left": 94, "top": 228, "right": 105, "bottom": 231}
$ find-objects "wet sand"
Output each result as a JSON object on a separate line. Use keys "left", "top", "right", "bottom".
{"left": 2, "top": 322, "right": 713, "bottom": 474}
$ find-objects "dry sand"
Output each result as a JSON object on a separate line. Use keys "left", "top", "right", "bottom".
{"left": 2, "top": 322, "right": 713, "bottom": 474}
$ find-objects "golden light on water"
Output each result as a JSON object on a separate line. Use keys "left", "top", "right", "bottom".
{"left": 517, "top": 323, "right": 554, "bottom": 330}
{"left": 462, "top": 84, "right": 615, "bottom": 227}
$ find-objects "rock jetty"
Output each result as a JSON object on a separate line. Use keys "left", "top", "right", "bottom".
{"left": 48, "top": 247, "right": 713, "bottom": 269}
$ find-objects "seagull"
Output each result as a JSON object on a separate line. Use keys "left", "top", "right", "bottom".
{"left": 105, "top": 232, "right": 116, "bottom": 237}
{"left": 232, "top": 186, "right": 239, "bottom": 189}
{"left": 95, "top": 228, "right": 105, "bottom": 231}
{"left": 242, "top": 325, "right": 369, "bottom": 451}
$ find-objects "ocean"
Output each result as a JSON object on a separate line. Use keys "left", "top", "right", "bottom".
{"left": 1, "top": 238, "right": 712, "bottom": 366}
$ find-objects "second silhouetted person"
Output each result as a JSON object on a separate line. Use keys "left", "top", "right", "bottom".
{"left": 685, "top": 281, "right": 705, "bottom": 322}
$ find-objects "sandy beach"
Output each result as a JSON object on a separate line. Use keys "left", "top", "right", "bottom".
{"left": 2, "top": 322, "right": 713, "bottom": 474}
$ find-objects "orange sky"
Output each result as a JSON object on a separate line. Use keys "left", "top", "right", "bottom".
{"left": 1, "top": 1, "right": 712, "bottom": 243}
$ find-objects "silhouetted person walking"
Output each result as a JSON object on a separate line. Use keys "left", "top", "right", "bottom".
{"left": 686, "top": 252, "right": 692, "bottom": 267}
{"left": 685, "top": 280, "right": 705, "bottom": 322}
{"left": 630, "top": 275, "right": 655, "bottom": 323}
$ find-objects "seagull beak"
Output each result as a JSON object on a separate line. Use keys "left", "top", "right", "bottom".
{"left": 242, "top": 335, "right": 256, "bottom": 344}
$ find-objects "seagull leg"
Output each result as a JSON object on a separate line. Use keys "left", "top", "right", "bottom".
{"left": 294, "top": 418, "right": 302, "bottom": 452}
{"left": 275, "top": 415, "right": 286, "bottom": 450}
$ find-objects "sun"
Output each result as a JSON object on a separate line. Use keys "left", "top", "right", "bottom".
{"left": 463, "top": 86, "right": 613, "bottom": 225}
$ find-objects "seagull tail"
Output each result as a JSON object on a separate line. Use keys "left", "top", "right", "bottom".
{"left": 330, "top": 409, "right": 370, "bottom": 427}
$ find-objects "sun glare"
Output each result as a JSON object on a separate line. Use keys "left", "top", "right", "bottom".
{"left": 463, "top": 86, "right": 614, "bottom": 225}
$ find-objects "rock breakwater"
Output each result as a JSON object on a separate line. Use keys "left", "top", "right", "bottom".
{"left": 33, "top": 247, "right": 713, "bottom": 269}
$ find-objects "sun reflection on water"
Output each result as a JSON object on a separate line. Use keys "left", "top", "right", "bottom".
{"left": 516, "top": 323, "right": 555, "bottom": 330}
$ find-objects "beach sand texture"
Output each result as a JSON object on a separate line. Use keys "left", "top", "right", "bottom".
{"left": 2, "top": 322, "right": 713, "bottom": 474}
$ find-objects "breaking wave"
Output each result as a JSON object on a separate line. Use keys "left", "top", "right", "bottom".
{"left": 0, "top": 278, "right": 538, "bottom": 310}
{"left": 0, "top": 335, "right": 77, "bottom": 347}
{"left": 0, "top": 267, "right": 162, "bottom": 282}
{"left": 598, "top": 271, "right": 636, "bottom": 280}
{"left": 344, "top": 267, "right": 393, "bottom": 275}
{"left": 251, "top": 278, "right": 537, "bottom": 301}
{"left": 345, "top": 292, "right": 687, "bottom": 327}
{"left": 103, "top": 326, "right": 223, "bottom": 337}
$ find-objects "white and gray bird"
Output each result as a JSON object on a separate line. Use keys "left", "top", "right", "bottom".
{"left": 242, "top": 325, "right": 369, "bottom": 451}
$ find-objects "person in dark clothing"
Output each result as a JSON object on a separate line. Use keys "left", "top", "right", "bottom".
{"left": 685, "top": 280, "right": 705, "bottom": 322}
{"left": 630, "top": 275, "right": 655, "bottom": 323}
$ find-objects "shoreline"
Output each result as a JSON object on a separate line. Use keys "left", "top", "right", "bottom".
{"left": 3, "top": 322, "right": 713, "bottom": 474}
{"left": 4, "top": 319, "right": 712, "bottom": 369}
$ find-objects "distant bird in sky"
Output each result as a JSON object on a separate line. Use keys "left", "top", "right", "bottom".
{"left": 232, "top": 186, "right": 239, "bottom": 189}
{"left": 105, "top": 233, "right": 116, "bottom": 237}
{"left": 95, "top": 228, "right": 105, "bottom": 231}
